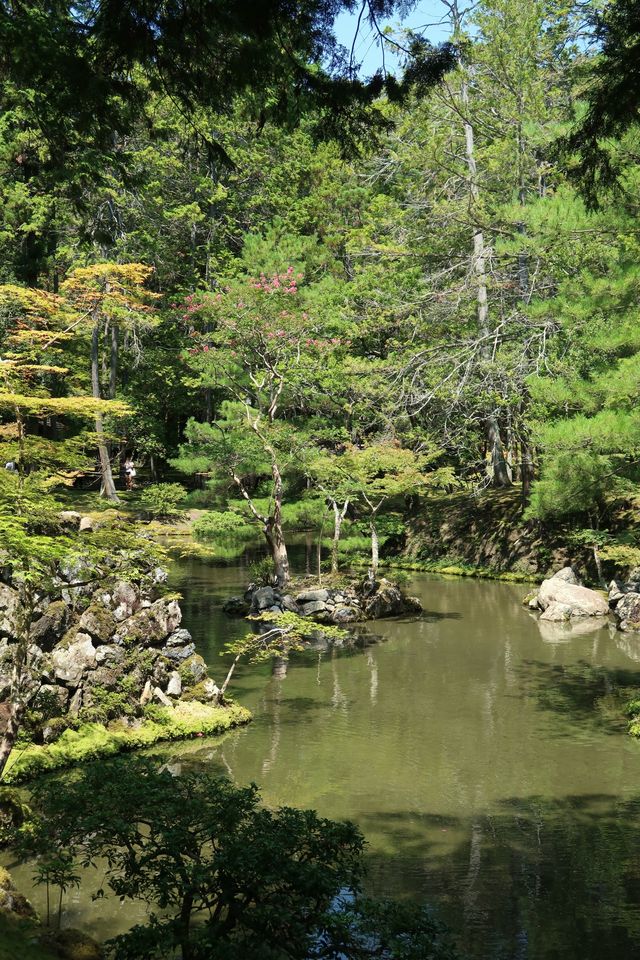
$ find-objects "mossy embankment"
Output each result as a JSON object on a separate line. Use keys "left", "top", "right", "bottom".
{"left": 390, "top": 488, "right": 640, "bottom": 584}
{"left": 2, "top": 701, "right": 251, "bottom": 785}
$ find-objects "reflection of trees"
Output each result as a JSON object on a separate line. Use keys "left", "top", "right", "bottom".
{"left": 366, "top": 649, "right": 378, "bottom": 705}
{"left": 361, "top": 792, "right": 640, "bottom": 960}
{"left": 515, "top": 659, "right": 638, "bottom": 737}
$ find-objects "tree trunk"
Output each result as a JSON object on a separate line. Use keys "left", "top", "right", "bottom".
{"left": 91, "top": 321, "right": 119, "bottom": 502}
{"left": 487, "top": 417, "right": 512, "bottom": 488}
{"left": 593, "top": 544, "right": 605, "bottom": 588}
{"left": 0, "top": 700, "right": 24, "bottom": 780}
{"left": 178, "top": 892, "right": 194, "bottom": 960}
{"left": 109, "top": 323, "right": 118, "bottom": 400}
{"left": 521, "top": 438, "right": 534, "bottom": 505}
{"left": 331, "top": 500, "right": 349, "bottom": 574}
{"left": 370, "top": 519, "right": 379, "bottom": 578}
{"left": 459, "top": 30, "right": 511, "bottom": 489}
{"left": 265, "top": 519, "right": 290, "bottom": 587}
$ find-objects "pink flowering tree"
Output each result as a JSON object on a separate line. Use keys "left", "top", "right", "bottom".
{"left": 175, "top": 269, "right": 342, "bottom": 586}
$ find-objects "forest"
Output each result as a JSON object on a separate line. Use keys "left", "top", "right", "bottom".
{"left": 1, "top": 0, "right": 640, "bottom": 958}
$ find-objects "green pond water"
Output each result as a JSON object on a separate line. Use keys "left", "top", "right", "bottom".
{"left": 8, "top": 542, "right": 640, "bottom": 958}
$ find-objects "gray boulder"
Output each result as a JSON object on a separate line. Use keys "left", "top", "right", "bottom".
{"left": 281, "top": 595, "right": 301, "bottom": 614}
{"left": 250, "top": 586, "right": 279, "bottom": 613}
{"left": 331, "top": 606, "right": 360, "bottom": 624}
{"left": 68, "top": 689, "right": 83, "bottom": 717}
{"left": 537, "top": 578, "right": 609, "bottom": 619}
{"left": 115, "top": 598, "right": 182, "bottom": 646}
{"left": 198, "top": 678, "right": 220, "bottom": 702}
{"left": 166, "top": 671, "right": 182, "bottom": 697}
{"left": 95, "top": 644, "right": 125, "bottom": 666}
{"left": 181, "top": 653, "right": 208, "bottom": 684}
{"left": 362, "top": 579, "right": 417, "bottom": 619}
{"left": 161, "top": 642, "right": 196, "bottom": 661}
{"left": 111, "top": 581, "right": 140, "bottom": 620}
{"left": 540, "top": 601, "right": 572, "bottom": 622}
{"left": 166, "top": 628, "right": 193, "bottom": 647}
{"left": 609, "top": 580, "right": 629, "bottom": 606}
{"left": 615, "top": 593, "right": 640, "bottom": 632}
{"left": 299, "top": 600, "right": 329, "bottom": 616}
{"left": 78, "top": 602, "right": 117, "bottom": 644}
{"left": 140, "top": 679, "right": 153, "bottom": 706}
{"left": 59, "top": 510, "right": 82, "bottom": 529}
{"left": 96, "top": 643, "right": 125, "bottom": 667}
{"left": 84, "top": 665, "right": 125, "bottom": 691}
{"left": 551, "top": 566, "right": 583, "bottom": 586}
{"left": 51, "top": 633, "right": 97, "bottom": 685}
{"left": 153, "top": 686, "right": 173, "bottom": 707}
{"left": 296, "top": 589, "right": 330, "bottom": 604}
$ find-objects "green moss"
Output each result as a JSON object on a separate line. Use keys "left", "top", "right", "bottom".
{"left": 348, "top": 555, "right": 538, "bottom": 584}
{"left": 0, "top": 915, "right": 104, "bottom": 960}
{"left": 181, "top": 680, "right": 215, "bottom": 702}
{"left": 2, "top": 702, "right": 251, "bottom": 784}
{"left": 0, "top": 915, "right": 61, "bottom": 960}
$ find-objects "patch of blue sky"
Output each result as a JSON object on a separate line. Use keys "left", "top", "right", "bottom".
{"left": 332, "top": 0, "right": 461, "bottom": 78}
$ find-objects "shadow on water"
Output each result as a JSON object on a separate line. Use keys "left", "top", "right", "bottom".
{"left": 359, "top": 793, "right": 640, "bottom": 960}
{"left": 515, "top": 658, "right": 640, "bottom": 738}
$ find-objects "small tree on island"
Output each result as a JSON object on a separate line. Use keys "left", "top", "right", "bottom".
{"left": 218, "top": 612, "right": 348, "bottom": 699}
{"left": 60, "top": 263, "right": 159, "bottom": 501}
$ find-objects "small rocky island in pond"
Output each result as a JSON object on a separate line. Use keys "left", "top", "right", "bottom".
{"left": 0, "top": 558, "right": 249, "bottom": 782}
{"left": 525, "top": 565, "right": 640, "bottom": 632}
{"left": 223, "top": 575, "right": 423, "bottom": 625}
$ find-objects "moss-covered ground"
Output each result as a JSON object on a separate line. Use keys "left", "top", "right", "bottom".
{"left": 3, "top": 701, "right": 251, "bottom": 784}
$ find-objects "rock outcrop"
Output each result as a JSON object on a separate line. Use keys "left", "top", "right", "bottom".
{"left": 0, "top": 867, "right": 35, "bottom": 918}
{"left": 612, "top": 590, "right": 640, "bottom": 632}
{"left": 224, "top": 576, "right": 422, "bottom": 625}
{"left": 0, "top": 573, "right": 221, "bottom": 745}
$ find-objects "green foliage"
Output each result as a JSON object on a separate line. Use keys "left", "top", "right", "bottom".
{"left": 525, "top": 452, "right": 613, "bottom": 521}
{"left": 192, "top": 509, "right": 253, "bottom": 541}
{"left": 78, "top": 686, "right": 133, "bottom": 725}
{"left": 19, "top": 760, "right": 459, "bottom": 960}
{"left": 138, "top": 483, "right": 187, "bottom": 519}
{"left": 247, "top": 556, "right": 277, "bottom": 586}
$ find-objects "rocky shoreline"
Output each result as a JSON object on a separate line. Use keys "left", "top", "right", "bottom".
{"left": 525, "top": 565, "right": 640, "bottom": 631}
{"left": 0, "top": 557, "right": 237, "bottom": 762}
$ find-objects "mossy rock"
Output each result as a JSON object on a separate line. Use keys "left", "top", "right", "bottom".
{"left": 179, "top": 654, "right": 208, "bottom": 688}
{"left": 49, "top": 928, "right": 103, "bottom": 960}
{"left": 30, "top": 601, "right": 69, "bottom": 649}
{"left": 0, "top": 914, "right": 60, "bottom": 960}
{"left": 0, "top": 867, "right": 36, "bottom": 918}
{"left": 78, "top": 603, "right": 117, "bottom": 644}
{"left": 181, "top": 679, "right": 214, "bottom": 702}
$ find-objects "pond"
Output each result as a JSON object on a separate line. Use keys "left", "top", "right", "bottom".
{"left": 8, "top": 541, "right": 640, "bottom": 958}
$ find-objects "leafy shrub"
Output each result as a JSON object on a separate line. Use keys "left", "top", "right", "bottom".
{"left": 193, "top": 509, "right": 253, "bottom": 541}
{"left": 139, "top": 483, "right": 187, "bottom": 519}
{"left": 247, "top": 556, "right": 275, "bottom": 585}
